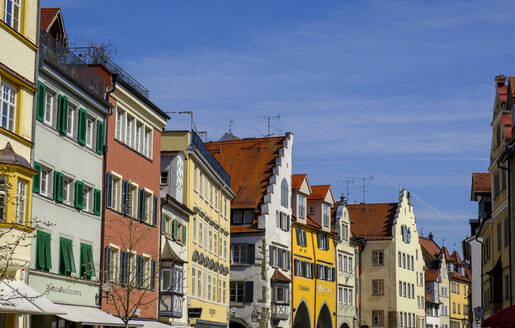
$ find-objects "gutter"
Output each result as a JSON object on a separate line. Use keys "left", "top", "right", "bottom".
{"left": 98, "top": 74, "right": 117, "bottom": 307}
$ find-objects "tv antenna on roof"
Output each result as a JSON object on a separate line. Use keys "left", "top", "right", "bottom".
{"left": 228, "top": 120, "right": 235, "bottom": 133}
{"left": 346, "top": 176, "right": 373, "bottom": 203}
{"left": 337, "top": 179, "right": 355, "bottom": 201}
{"left": 264, "top": 114, "right": 280, "bottom": 137}
{"left": 165, "top": 111, "right": 196, "bottom": 131}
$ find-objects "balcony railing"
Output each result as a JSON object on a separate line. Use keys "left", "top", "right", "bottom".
{"left": 271, "top": 303, "right": 289, "bottom": 320}
{"left": 69, "top": 46, "right": 150, "bottom": 99}
{"left": 39, "top": 32, "right": 105, "bottom": 99}
{"left": 190, "top": 131, "right": 230, "bottom": 186}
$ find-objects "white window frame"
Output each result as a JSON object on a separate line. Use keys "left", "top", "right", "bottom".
{"left": 83, "top": 185, "right": 93, "bottom": 212}
{"left": 125, "top": 115, "right": 134, "bottom": 148}
{"left": 1, "top": 81, "right": 16, "bottom": 132}
{"left": 66, "top": 103, "right": 75, "bottom": 138}
{"left": 4, "top": 0, "right": 21, "bottom": 31}
{"left": 115, "top": 108, "right": 124, "bottom": 141}
{"left": 85, "top": 116, "right": 94, "bottom": 148}
{"left": 63, "top": 176, "right": 73, "bottom": 204}
{"left": 15, "top": 179, "right": 27, "bottom": 224}
{"left": 111, "top": 175, "right": 121, "bottom": 212}
{"left": 44, "top": 89, "right": 55, "bottom": 126}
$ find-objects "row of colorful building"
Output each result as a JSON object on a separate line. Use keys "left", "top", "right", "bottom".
{"left": 0, "top": 4, "right": 474, "bottom": 328}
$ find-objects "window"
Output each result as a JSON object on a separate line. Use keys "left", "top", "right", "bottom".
{"left": 398, "top": 252, "right": 401, "bottom": 267}
{"left": 39, "top": 166, "right": 51, "bottom": 197}
{"left": 218, "top": 275, "right": 222, "bottom": 302}
{"left": 160, "top": 171, "right": 168, "bottom": 185}
{"left": 105, "top": 246, "right": 119, "bottom": 283}
{"left": 296, "top": 228, "right": 307, "bottom": 247}
{"left": 198, "top": 220, "right": 203, "bottom": 247}
{"left": 126, "top": 115, "right": 133, "bottom": 147}
{"left": 116, "top": 109, "right": 124, "bottom": 140}
{"left": 197, "top": 267, "right": 202, "bottom": 298}
{"left": 80, "top": 243, "right": 95, "bottom": 279}
{"left": 223, "top": 278, "right": 227, "bottom": 303}
{"left": 59, "top": 237, "right": 76, "bottom": 276}
{"left": 323, "top": 204, "right": 330, "bottom": 227}
{"left": 224, "top": 237, "right": 227, "bottom": 260}
{"left": 372, "top": 280, "right": 384, "bottom": 295}
{"left": 63, "top": 177, "right": 73, "bottom": 204}
{"left": 342, "top": 223, "right": 349, "bottom": 241}
{"left": 277, "top": 211, "right": 290, "bottom": 231}
{"left": 317, "top": 233, "right": 329, "bottom": 250}
{"left": 281, "top": 178, "right": 288, "bottom": 207}
{"left": 44, "top": 90, "right": 55, "bottom": 125}
{"left": 191, "top": 265, "right": 196, "bottom": 296}
{"left": 83, "top": 186, "right": 93, "bottom": 212}
{"left": 298, "top": 194, "right": 306, "bottom": 218}
{"left": 128, "top": 184, "right": 137, "bottom": 218}
{"left": 15, "top": 180, "right": 26, "bottom": 224}
{"left": 209, "top": 227, "right": 213, "bottom": 252}
{"left": 214, "top": 230, "right": 218, "bottom": 256}
{"left": 85, "top": 117, "right": 94, "bottom": 148}
{"left": 338, "top": 254, "right": 343, "bottom": 271}
{"left": 231, "top": 244, "right": 248, "bottom": 264}
{"left": 3, "top": 0, "right": 21, "bottom": 30}
{"left": 67, "top": 105, "right": 75, "bottom": 137}
{"left": 372, "top": 310, "right": 384, "bottom": 326}
{"left": 372, "top": 250, "right": 384, "bottom": 265}
{"left": 338, "top": 286, "right": 343, "bottom": 304}
{"left": 144, "top": 191, "right": 152, "bottom": 223}
{"left": 110, "top": 175, "right": 120, "bottom": 211}
{"left": 230, "top": 282, "right": 245, "bottom": 303}
{"left": 1, "top": 81, "right": 16, "bottom": 132}
{"left": 144, "top": 127, "right": 152, "bottom": 158}
{"left": 273, "top": 284, "right": 289, "bottom": 303}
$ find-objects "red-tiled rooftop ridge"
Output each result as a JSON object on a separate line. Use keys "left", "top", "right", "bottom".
{"left": 347, "top": 203, "right": 397, "bottom": 240}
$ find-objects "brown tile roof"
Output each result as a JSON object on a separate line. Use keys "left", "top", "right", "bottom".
{"left": 308, "top": 185, "right": 331, "bottom": 200}
{"left": 292, "top": 174, "right": 307, "bottom": 190}
{"left": 449, "top": 271, "right": 471, "bottom": 283}
{"left": 206, "top": 136, "right": 285, "bottom": 210}
{"left": 307, "top": 216, "right": 321, "bottom": 229}
{"left": 502, "top": 110, "right": 512, "bottom": 140}
{"left": 425, "top": 269, "right": 439, "bottom": 282}
{"left": 347, "top": 203, "right": 397, "bottom": 240}
{"left": 230, "top": 224, "right": 260, "bottom": 234}
{"left": 451, "top": 250, "right": 465, "bottom": 265}
{"left": 471, "top": 173, "right": 491, "bottom": 194}
{"left": 40, "top": 8, "right": 60, "bottom": 31}
{"left": 271, "top": 269, "right": 291, "bottom": 282}
{"left": 420, "top": 236, "right": 441, "bottom": 259}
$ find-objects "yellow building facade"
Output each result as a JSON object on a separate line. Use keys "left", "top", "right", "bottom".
{"left": 161, "top": 130, "right": 234, "bottom": 327}
{"left": 448, "top": 251, "right": 470, "bottom": 328}
{"left": 0, "top": 0, "right": 38, "bottom": 287}
{"left": 291, "top": 175, "right": 336, "bottom": 328}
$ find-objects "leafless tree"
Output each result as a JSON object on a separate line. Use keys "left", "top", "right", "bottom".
{"left": 103, "top": 218, "right": 158, "bottom": 328}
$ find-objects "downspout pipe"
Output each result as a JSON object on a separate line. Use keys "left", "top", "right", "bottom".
{"left": 98, "top": 74, "right": 118, "bottom": 307}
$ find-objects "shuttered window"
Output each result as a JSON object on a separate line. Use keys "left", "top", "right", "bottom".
{"left": 53, "top": 171, "right": 64, "bottom": 202}
{"left": 93, "top": 189, "right": 101, "bottom": 215}
{"left": 33, "top": 162, "right": 42, "bottom": 193}
{"left": 57, "top": 95, "right": 69, "bottom": 134}
{"left": 36, "top": 81, "right": 46, "bottom": 122}
{"left": 96, "top": 120, "right": 104, "bottom": 154}
{"left": 75, "top": 181, "right": 84, "bottom": 209}
{"left": 36, "top": 230, "right": 51, "bottom": 271}
{"left": 77, "top": 108, "right": 87, "bottom": 145}
{"left": 59, "top": 237, "right": 76, "bottom": 275}
{"left": 80, "top": 243, "right": 95, "bottom": 279}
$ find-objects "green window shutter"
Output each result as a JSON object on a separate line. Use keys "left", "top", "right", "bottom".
{"left": 56, "top": 95, "right": 63, "bottom": 132}
{"left": 93, "top": 189, "right": 101, "bottom": 216}
{"left": 36, "top": 81, "right": 46, "bottom": 122}
{"left": 77, "top": 108, "right": 87, "bottom": 145}
{"left": 61, "top": 96, "right": 69, "bottom": 134}
{"left": 53, "top": 171, "right": 60, "bottom": 201}
{"left": 172, "top": 220, "right": 178, "bottom": 240}
{"left": 80, "top": 244, "right": 86, "bottom": 278}
{"left": 36, "top": 230, "right": 45, "bottom": 270}
{"left": 75, "top": 181, "right": 84, "bottom": 209}
{"left": 44, "top": 233, "right": 52, "bottom": 270}
{"left": 68, "top": 239, "right": 76, "bottom": 273}
{"left": 96, "top": 120, "right": 104, "bottom": 155}
{"left": 181, "top": 224, "right": 186, "bottom": 244}
{"left": 86, "top": 244, "right": 95, "bottom": 277}
{"left": 60, "top": 238, "right": 71, "bottom": 274}
{"left": 33, "top": 162, "right": 41, "bottom": 193}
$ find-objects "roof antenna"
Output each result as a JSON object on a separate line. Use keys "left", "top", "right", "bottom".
{"left": 347, "top": 176, "right": 373, "bottom": 203}
{"left": 166, "top": 111, "right": 196, "bottom": 131}
{"left": 264, "top": 114, "right": 280, "bottom": 137}
{"left": 229, "top": 120, "right": 234, "bottom": 133}
{"left": 337, "top": 178, "right": 355, "bottom": 201}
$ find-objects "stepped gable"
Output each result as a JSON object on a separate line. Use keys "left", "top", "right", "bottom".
{"left": 347, "top": 202, "right": 397, "bottom": 240}
{"left": 206, "top": 136, "right": 285, "bottom": 233}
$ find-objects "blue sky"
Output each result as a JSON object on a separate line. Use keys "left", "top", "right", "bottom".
{"left": 45, "top": 0, "right": 515, "bottom": 254}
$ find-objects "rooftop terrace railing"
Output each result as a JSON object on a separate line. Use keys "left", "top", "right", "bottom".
{"left": 39, "top": 32, "right": 105, "bottom": 99}
{"left": 70, "top": 46, "right": 150, "bottom": 99}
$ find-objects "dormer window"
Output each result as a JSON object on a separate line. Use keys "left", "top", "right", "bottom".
{"left": 231, "top": 209, "right": 254, "bottom": 225}
{"left": 323, "top": 204, "right": 330, "bottom": 227}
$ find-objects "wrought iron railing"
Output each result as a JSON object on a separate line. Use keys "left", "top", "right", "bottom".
{"left": 39, "top": 32, "right": 105, "bottom": 99}
{"left": 69, "top": 46, "right": 150, "bottom": 99}
{"left": 190, "top": 131, "right": 230, "bottom": 186}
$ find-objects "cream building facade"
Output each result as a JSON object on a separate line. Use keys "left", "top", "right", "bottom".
{"left": 348, "top": 189, "right": 424, "bottom": 328}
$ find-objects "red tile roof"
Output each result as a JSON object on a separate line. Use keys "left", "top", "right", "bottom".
{"left": 425, "top": 269, "right": 439, "bottom": 282}
{"left": 271, "top": 269, "right": 291, "bottom": 282}
{"left": 292, "top": 174, "right": 307, "bottom": 190}
{"left": 308, "top": 185, "right": 331, "bottom": 200}
{"left": 451, "top": 250, "right": 465, "bottom": 265}
{"left": 449, "top": 271, "right": 471, "bottom": 283}
{"left": 347, "top": 203, "right": 397, "bottom": 240}
{"left": 206, "top": 136, "right": 285, "bottom": 210}
{"left": 471, "top": 173, "right": 491, "bottom": 194}
{"left": 40, "top": 8, "right": 60, "bottom": 31}
{"left": 307, "top": 216, "right": 321, "bottom": 229}
{"left": 440, "top": 246, "right": 452, "bottom": 261}
{"left": 420, "top": 236, "right": 441, "bottom": 259}
{"left": 502, "top": 110, "right": 512, "bottom": 140}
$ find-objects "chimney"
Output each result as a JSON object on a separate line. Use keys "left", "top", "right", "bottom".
{"left": 340, "top": 194, "right": 346, "bottom": 204}
{"left": 496, "top": 74, "right": 507, "bottom": 88}
{"left": 428, "top": 232, "right": 433, "bottom": 241}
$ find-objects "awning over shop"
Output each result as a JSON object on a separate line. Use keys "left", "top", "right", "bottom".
{"left": 129, "top": 319, "right": 180, "bottom": 327}
{"left": 482, "top": 305, "right": 515, "bottom": 328}
{"left": 0, "top": 280, "right": 67, "bottom": 315}
{"left": 57, "top": 304, "right": 141, "bottom": 327}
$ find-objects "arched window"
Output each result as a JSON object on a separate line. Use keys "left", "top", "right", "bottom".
{"left": 281, "top": 178, "right": 288, "bottom": 207}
